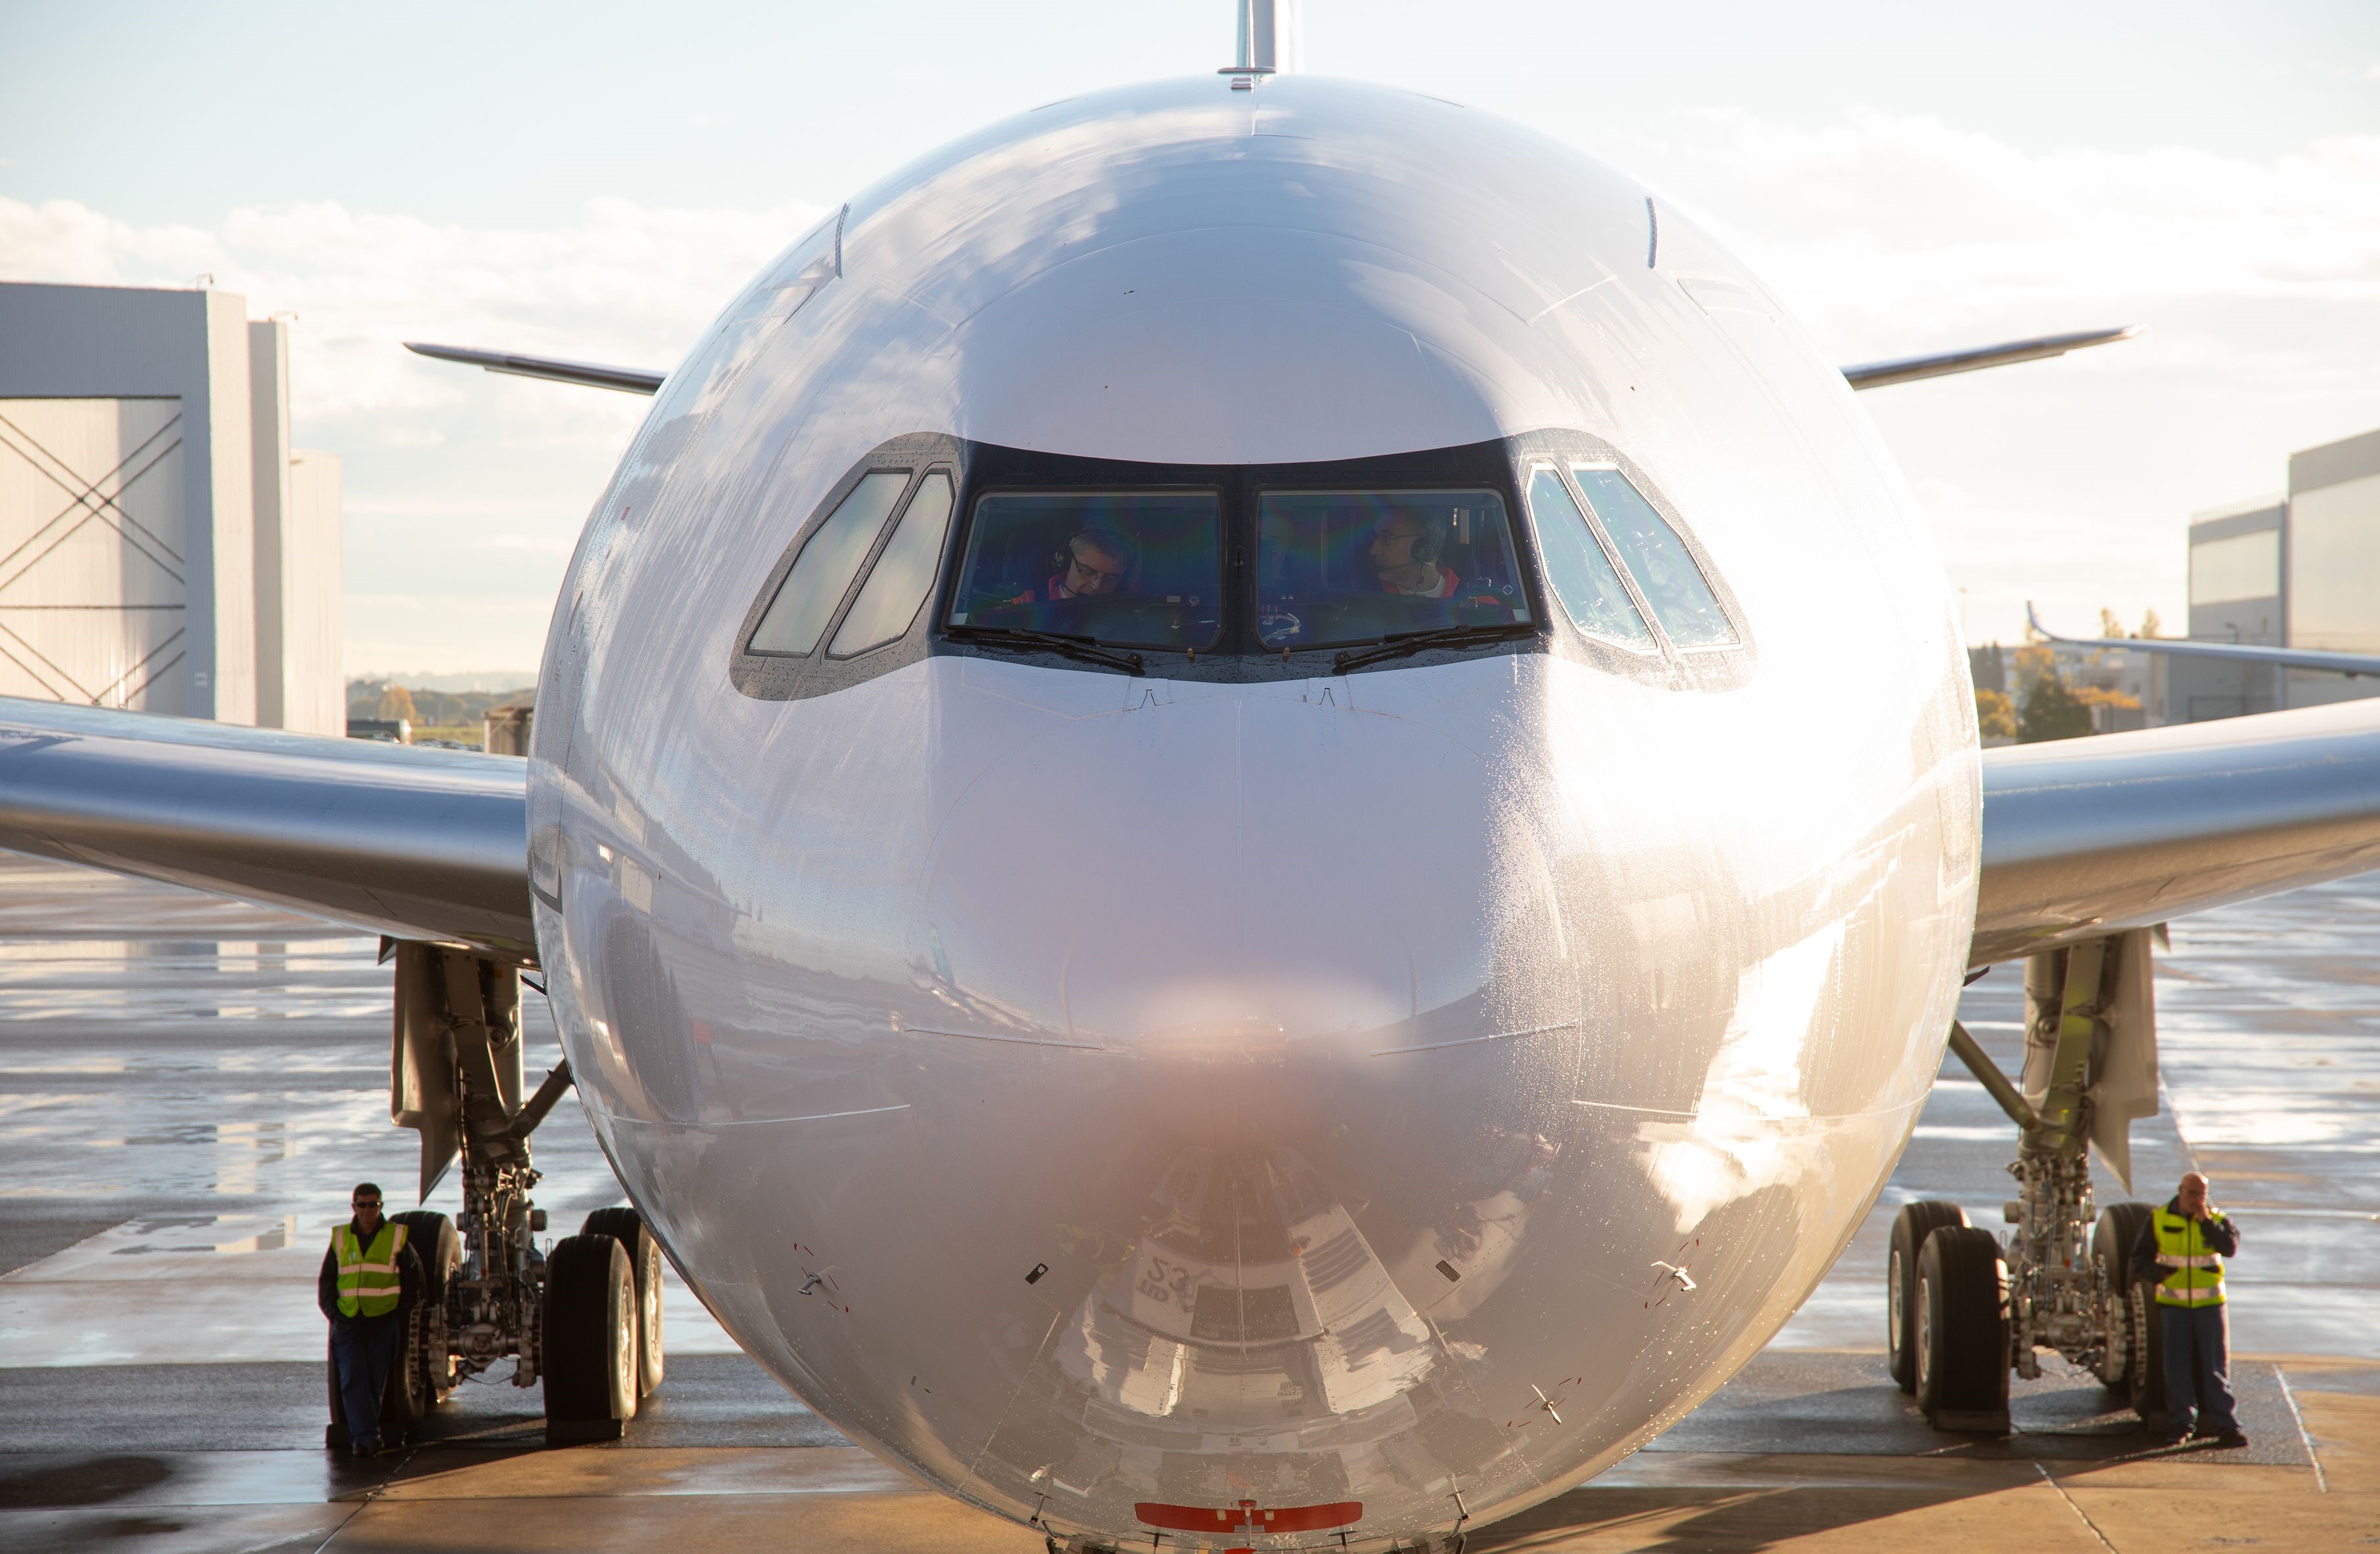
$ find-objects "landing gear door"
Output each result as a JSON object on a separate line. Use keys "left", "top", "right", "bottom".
{"left": 2085, "top": 927, "right": 2159, "bottom": 1195}
{"left": 392, "top": 943, "right": 461, "bottom": 1201}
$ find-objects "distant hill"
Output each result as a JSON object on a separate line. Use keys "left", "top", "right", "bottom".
{"left": 349, "top": 670, "right": 539, "bottom": 693}
{"left": 348, "top": 677, "right": 533, "bottom": 730}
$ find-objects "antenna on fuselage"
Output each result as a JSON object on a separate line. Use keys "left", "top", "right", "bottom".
{"left": 1220, "top": 0, "right": 1302, "bottom": 89}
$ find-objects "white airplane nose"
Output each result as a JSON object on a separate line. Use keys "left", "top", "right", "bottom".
{"left": 843, "top": 677, "right": 1619, "bottom": 1528}
{"left": 649, "top": 666, "right": 1936, "bottom": 1549}
{"left": 916, "top": 683, "right": 1563, "bottom": 1069}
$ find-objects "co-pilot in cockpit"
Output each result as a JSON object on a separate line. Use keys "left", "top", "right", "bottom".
{"left": 1257, "top": 490, "right": 1529, "bottom": 650}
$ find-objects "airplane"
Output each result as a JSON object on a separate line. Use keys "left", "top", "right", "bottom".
{"left": 7, "top": 5, "right": 2380, "bottom": 1547}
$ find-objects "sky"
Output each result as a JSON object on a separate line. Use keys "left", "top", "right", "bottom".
{"left": 4, "top": 1, "right": 2379, "bottom": 675}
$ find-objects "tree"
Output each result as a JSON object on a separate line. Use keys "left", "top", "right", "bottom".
{"left": 2010, "top": 643, "right": 2059, "bottom": 698}
{"left": 2100, "top": 606, "right": 2127, "bottom": 639}
{"left": 2020, "top": 672, "right": 2093, "bottom": 743}
{"left": 2139, "top": 607, "right": 2164, "bottom": 639}
{"left": 1975, "top": 688, "right": 2018, "bottom": 740}
{"left": 377, "top": 683, "right": 417, "bottom": 723}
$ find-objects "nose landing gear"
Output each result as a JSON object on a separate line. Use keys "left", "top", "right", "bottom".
{"left": 324, "top": 943, "right": 666, "bottom": 1450}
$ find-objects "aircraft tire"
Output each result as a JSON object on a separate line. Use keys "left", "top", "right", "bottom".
{"left": 2126, "top": 1284, "right": 2171, "bottom": 1432}
{"left": 543, "top": 1232, "right": 639, "bottom": 1442}
{"left": 324, "top": 1333, "right": 347, "bottom": 1449}
{"left": 581, "top": 1207, "right": 665, "bottom": 1396}
{"left": 324, "top": 1309, "right": 433, "bottom": 1448}
{"left": 377, "top": 1306, "right": 431, "bottom": 1443}
{"left": 389, "top": 1210, "right": 461, "bottom": 1400}
{"left": 1915, "top": 1227, "right": 2010, "bottom": 1433}
{"left": 1887, "top": 1200, "right": 1969, "bottom": 1393}
{"left": 2091, "top": 1202, "right": 2152, "bottom": 1389}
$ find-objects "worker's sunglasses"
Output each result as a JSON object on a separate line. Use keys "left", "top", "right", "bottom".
{"left": 352, "top": 1200, "right": 381, "bottom": 1210}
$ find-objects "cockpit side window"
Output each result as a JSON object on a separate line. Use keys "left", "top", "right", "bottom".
{"left": 1521, "top": 467, "right": 1655, "bottom": 652}
{"left": 748, "top": 470, "right": 911, "bottom": 656}
{"left": 1569, "top": 465, "right": 1738, "bottom": 649}
{"left": 830, "top": 471, "right": 955, "bottom": 658}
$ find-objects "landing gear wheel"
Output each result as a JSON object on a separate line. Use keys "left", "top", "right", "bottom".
{"left": 389, "top": 1209, "right": 461, "bottom": 1402}
{"left": 1887, "top": 1200, "right": 1968, "bottom": 1393}
{"left": 324, "top": 1334, "right": 349, "bottom": 1450}
{"left": 377, "top": 1306, "right": 431, "bottom": 1444}
{"left": 543, "top": 1232, "right": 639, "bottom": 1442}
{"left": 2127, "top": 1284, "right": 2170, "bottom": 1433}
{"left": 1915, "top": 1225, "right": 2010, "bottom": 1433}
{"left": 582, "top": 1207, "right": 665, "bottom": 1396}
{"left": 2091, "top": 1202, "right": 2152, "bottom": 1389}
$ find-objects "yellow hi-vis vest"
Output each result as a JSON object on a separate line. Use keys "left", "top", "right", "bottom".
{"left": 333, "top": 1221, "right": 409, "bottom": 1318}
{"left": 2152, "top": 1207, "right": 2228, "bottom": 1307}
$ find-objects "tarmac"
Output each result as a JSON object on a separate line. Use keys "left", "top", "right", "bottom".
{"left": 2, "top": 852, "right": 2377, "bottom": 1552}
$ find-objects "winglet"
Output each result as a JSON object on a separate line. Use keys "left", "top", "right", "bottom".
{"left": 404, "top": 341, "right": 665, "bottom": 395}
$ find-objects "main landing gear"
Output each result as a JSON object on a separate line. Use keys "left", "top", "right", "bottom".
{"left": 324, "top": 943, "right": 666, "bottom": 1449}
{"left": 1888, "top": 932, "right": 2168, "bottom": 1435}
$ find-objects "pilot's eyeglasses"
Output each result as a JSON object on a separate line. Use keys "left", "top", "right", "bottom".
{"left": 1069, "top": 554, "right": 1129, "bottom": 587}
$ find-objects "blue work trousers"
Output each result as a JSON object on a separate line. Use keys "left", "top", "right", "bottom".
{"left": 331, "top": 1316, "right": 402, "bottom": 1449}
{"left": 2160, "top": 1301, "right": 2238, "bottom": 1437}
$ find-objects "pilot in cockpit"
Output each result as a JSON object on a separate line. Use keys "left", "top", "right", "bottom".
{"left": 1369, "top": 512, "right": 1461, "bottom": 599}
{"left": 1030, "top": 526, "right": 1139, "bottom": 602}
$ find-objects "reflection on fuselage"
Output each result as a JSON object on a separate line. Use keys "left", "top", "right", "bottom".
{"left": 530, "top": 74, "right": 1978, "bottom": 1553}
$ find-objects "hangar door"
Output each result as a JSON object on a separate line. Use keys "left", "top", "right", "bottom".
{"left": 0, "top": 399, "right": 187, "bottom": 713}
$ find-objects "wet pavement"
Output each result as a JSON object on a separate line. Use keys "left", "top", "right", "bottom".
{"left": 2, "top": 852, "right": 2376, "bottom": 1551}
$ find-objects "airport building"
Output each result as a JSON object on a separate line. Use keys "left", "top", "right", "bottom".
{"left": 2177, "top": 426, "right": 2380, "bottom": 723}
{"left": 0, "top": 282, "right": 343, "bottom": 732}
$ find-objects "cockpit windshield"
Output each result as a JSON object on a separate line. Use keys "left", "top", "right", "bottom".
{"left": 945, "top": 491, "right": 1222, "bottom": 651}
{"left": 1255, "top": 490, "right": 1531, "bottom": 650}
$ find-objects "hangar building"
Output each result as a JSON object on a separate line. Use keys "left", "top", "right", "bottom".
{"left": 2177, "top": 425, "right": 2380, "bottom": 723}
{"left": 0, "top": 282, "right": 343, "bottom": 733}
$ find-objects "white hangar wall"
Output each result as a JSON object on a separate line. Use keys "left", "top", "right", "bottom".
{"left": 0, "top": 283, "right": 342, "bottom": 730}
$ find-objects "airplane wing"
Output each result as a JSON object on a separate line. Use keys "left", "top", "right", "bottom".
{"left": 2026, "top": 602, "right": 2380, "bottom": 677}
{"left": 404, "top": 341, "right": 665, "bottom": 395}
{"left": 1841, "top": 325, "right": 2139, "bottom": 390}
{"left": 1972, "top": 696, "right": 2380, "bottom": 966}
{"left": 0, "top": 696, "right": 532, "bottom": 961}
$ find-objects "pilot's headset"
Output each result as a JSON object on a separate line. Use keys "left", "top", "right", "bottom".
{"left": 1405, "top": 514, "right": 1449, "bottom": 567}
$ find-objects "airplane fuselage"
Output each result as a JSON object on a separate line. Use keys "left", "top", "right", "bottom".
{"left": 528, "top": 75, "right": 1978, "bottom": 1549}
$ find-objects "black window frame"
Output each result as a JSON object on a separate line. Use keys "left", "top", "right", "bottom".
{"left": 730, "top": 432, "right": 964, "bottom": 702}
{"left": 727, "top": 429, "right": 1750, "bottom": 702}
{"left": 1506, "top": 429, "right": 1753, "bottom": 694}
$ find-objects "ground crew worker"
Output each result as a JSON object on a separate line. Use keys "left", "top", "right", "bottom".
{"left": 318, "top": 1182, "right": 423, "bottom": 1456}
{"left": 2129, "top": 1170, "right": 2246, "bottom": 1448}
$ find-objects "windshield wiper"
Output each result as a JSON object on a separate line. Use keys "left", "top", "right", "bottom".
{"left": 1332, "top": 621, "right": 1537, "bottom": 675}
{"left": 947, "top": 625, "right": 1144, "bottom": 675}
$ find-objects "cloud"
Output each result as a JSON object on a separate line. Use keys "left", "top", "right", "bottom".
{"left": 1, "top": 193, "right": 825, "bottom": 675}
{"left": 0, "top": 192, "right": 824, "bottom": 421}
{"left": 1615, "top": 110, "right": 2380, "bottom": 644}
{"left": 1627, "top": 108, "right": 2380, "bottom": 342}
